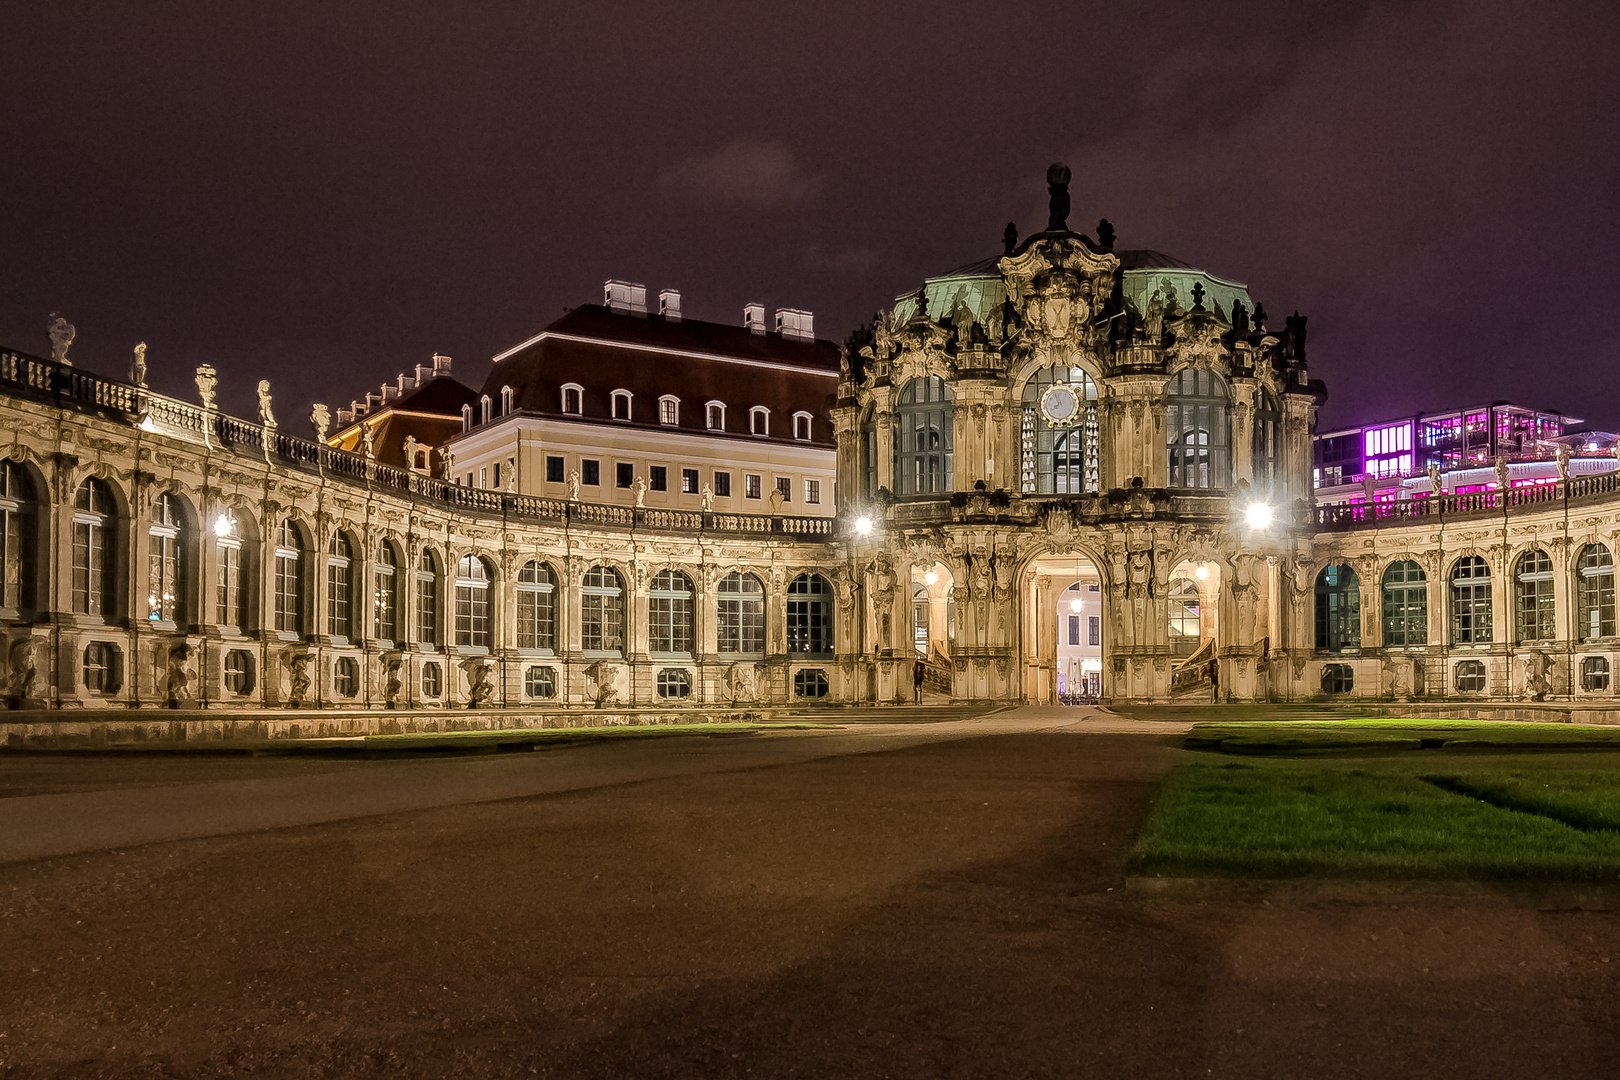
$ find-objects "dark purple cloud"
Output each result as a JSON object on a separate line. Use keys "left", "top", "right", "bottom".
{"left": 2, "top": 0, "right": 1616, "bottom": 431}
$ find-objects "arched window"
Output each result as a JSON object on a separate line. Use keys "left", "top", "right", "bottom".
{"left": 1450, "top": 555, "right": 1492, "bottom": 645}
{"left": 787, "top": 573, "right": 832, "bottom": 654}
{"left": 913, "top": 582, "right": 930, "bottom": 654}
{"left": 860, "top": 406, "right": 878, "bottom": 499}
{"left": 1167, "top": 577, "right": 1202, "bottom": 657}
{"left": 793, "top": 412, "right": 813, "bottom": 441}
{"left": 611, "top": 390, "right": 632, "bottom": 421}
{"left": 1514, "top": 549, "right": 1555, "bottom": 643}
{"left": 1020, "top": 366, "right": 1099, "bottom": 494}
{"left": 327, "top": 533, "right": 354, "bottom": 640}
{"left": 500, "top": 385, "right": 514, "bottom": 415}
{"left": 517, "top": 560, "right": 558, "bottom": 652}
{"left": 648, "top": 569, "right": 693, "bottom": 656}
{"left": 416, "top": 548, "right": 439, "bottom": 646}
{"left": 1577, "top": 543, "right": 1614, "bottom": 641}
{"left": 1166, "top": 367, "right": 1230, "bottom": 489}
{"left": 374, "top": 541, "right": 398, "bottom": 643}
{"left": 146, "top": 493, "right": 186, "bottom": 625}
{"left": 1381, "top": 560, "right": 1427, "bottom": 647}
{"left": 750, "top": 406, "right": 770, "bottom": 436}
{"left": 0, "top": 460, "right": 38, "bottom": 618}
{"left": 72, "top": 478, "right": 117, "bottom": 620}
{"left": 946, "top": 585, "right": 956, "bottom": 646}
{"left": 718, "top": 571, "right": 765, "bottom": 654}
{"left": 213, "top": 508, "right": 249, "bottom": 631}
{"left": 895, "top": 377, "right": 953, "bottom": 495}
{"left": 455, "top": 555, "right": 493, "bottom": 649}
{"left": 581, "top": 565, "right": 624, "bottom": 655}
{"left": 561, "top": 384, "right": 583, "bottom": 415}
{"left": 658, "top": 396, "right": 679, "bottom": 425}
{"left": 273, "top": 519, "right": 304, "bottom": 636}
{"left": 706, "top": 401, "right": 726, "bottom": 430}
{"left": 1252, "top": 388, "right": 1281, "bottom": 485}
{"left": 1314, "top": 564, "right": 1361, "bottom": 652}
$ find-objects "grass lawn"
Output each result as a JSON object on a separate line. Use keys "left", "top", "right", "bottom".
{"left": 1131, "top": 721, "right": 1620, "bottom": 882}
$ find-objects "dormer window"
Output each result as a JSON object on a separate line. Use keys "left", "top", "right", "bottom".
{"left": 793, "top": 411, "right": 812, "bottom": 441}
{"left": 500, "top": 385, "right": 514, "bottom": 416}
{"left": 707, "top": 402, "right": 726, "bottom": 430}
{"left": 750, "top": 406, "right": 770, "bottom": 437}
{"left": 480, "top": 395, "right": 493, "bottom": 425}
{"left": 461, "top": 403, "right": 473, "bottom": 433}
{"left": 561, "top": 383, "right": 583, "bottom": 415}
{"left": 658, "top": 395, "right": 679, "bottom": 426}
{"left": 611, "top": 390, "right": 632, "bottom": 421}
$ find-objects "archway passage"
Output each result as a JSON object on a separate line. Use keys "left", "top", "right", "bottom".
{"left": 909, "top": 561, "right": 955, "bottom": 699}
{"left": 1022, "top": 553, "right": 1103, "bottom": 704}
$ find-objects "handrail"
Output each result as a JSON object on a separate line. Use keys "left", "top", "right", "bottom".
{"left": 0, "top": 347, "right": 834, "bottom": 540}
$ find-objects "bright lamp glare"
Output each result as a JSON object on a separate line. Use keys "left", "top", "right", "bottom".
{"left": 213, "top": 512, "right": 233, "bottom": 537}
{"left": 1245, "top": 502, "right": 1273, "bottom": 529}
{"left": 1194, "top": 564, "right": 1209, "bottom": 580}
{"left": 1069, "top": 598, "right": 1082, "bottom": 613}
{"left": 854, "top": 515, "right": 872, "bottom": 536}
{"left": 924, "top": 570, "right": 937, "bottom": 586}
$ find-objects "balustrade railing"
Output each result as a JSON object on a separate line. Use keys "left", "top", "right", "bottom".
{"left": 1315, "top": 469, "right": 1620, "bottom": 531}
{"left": 0, "top": 348, "right": 837, "bottom": 540}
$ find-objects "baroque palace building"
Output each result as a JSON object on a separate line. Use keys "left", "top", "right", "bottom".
{"left": 4, "top": 166, "right": 1620, "bottom": 715}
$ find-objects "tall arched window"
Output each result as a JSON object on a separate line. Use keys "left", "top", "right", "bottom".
{"left": 72, "top": 478, "right": 117, "bottom": 620}
{"left": 787, "top": 573, "right": 832, "bottom": 654}
{"left": 1166, "top": 367, "right": 1230, "bottom": 489}
{"left": 860, "top": 406, "right": 878, "bottom": 498}
{"left": 455, "top": 555, "right": 493, "bottom": 649}
{"left": 214, "top": 509, "right": 246, "bottom": 630}
{"left": 1252, "top": 388, "right": 1281, "bottom": 485}
{"left": 1577, "top": 543, "right": 1614, "bottom": 641}
{"left": 1514, "top": 549, "right": 1555, "bottom": 643}
{"left": 648, "top": 569, "right": 693, "bottom": 656}
{"left": 273, "top": 519, "right": 304, "bottom": 636}
{"left": 416, "top": 548, "right": 439, "bottom": 646}
{"left": 913, "top": 582, "right": 930, "bottom": 654}
{"left": 1020, "top": 366, "right": 1099, "bottom": 494}
{"left": 895, "top": 377, "right": 953, "bottom": 495}
{"left": 581, "top": 565, "right": 624, "bottom": 655}
{"left": 1314, "top": 564, "right": 1361, "bottom": 652}
{"left": 327, "top": 533, "right": 354, "bottom": 640}
{"left": 718, "top": 571, "right": 765, "bottom": 654}
{"left": 1450, "top": 555, "right": 1492, "bottom": 645}
{"left": 1381, "top": 560, "right": 1427, "bottom": 647}
{"left": 517, "top": 560, "right": 558, "bottom": 652}
{"left": 0, "top": 460, "right": 38, "bottom": 618}
{"left": 1167, "top": 577, "right": 1202, "bottom": 656}
{"left": 374, "top": 541, "right": 398, "bottom": 643}
{"left": 146, "top": 493, "right": 185, "bottom": 625}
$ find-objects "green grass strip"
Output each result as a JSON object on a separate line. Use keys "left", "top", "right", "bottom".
{"left": 1186, "top": 720, "right": 1620, "bottom": 755}
{"left": 1131, "top": 757, "right": 1620, "bottom": 882}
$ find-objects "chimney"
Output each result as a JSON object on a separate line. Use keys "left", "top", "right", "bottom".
{"left": 397, "top": 373, "right": 416, "bottom": 394}
{"left": 351, "top": 398, "right": 369, "bottom": 418}
{"left": 744, "top": 303, "right": 766, "bottom": 334}
{"left": 382, "top": 383, "right": 399, "bottom": 402}
{"left": 337, "top": 406, "right": 355, "bottom": 426}
{"left": 432, "top": 353, "right": 452, "bottom": 374}
{"left": 415, "top": 364, "right": 433, "bottom": 383}
{"left": 776, "top": 308, "right": 814, "bottom": 341}
{"left": 659, "top": 289, "right": 682, "bottom": 321}
{"left": 365, "top": 392, "right": 382, "bottom": 412}
{"left": 604, "top": 280, "right": 648, "bottom": 315}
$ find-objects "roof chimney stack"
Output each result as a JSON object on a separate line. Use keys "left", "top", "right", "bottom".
{"left": 605, "top": 280, "right": 648, "bottom": 315}
{"left": 431, "top": 353, "right": 452, "bottom": 375}
{"left": 776, "top": 308, "right": 814, "bottom": 341}
{"left": 743, "top": 303, "right": 766, "bottom": 335}
{"left": 397, "top": 373, "right": 416, "bottom": 394}
{"left": 659, "top": 289, "right": 682, "bottom": 321}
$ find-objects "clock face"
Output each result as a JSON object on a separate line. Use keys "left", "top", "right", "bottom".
{"left": 1040, "top": 383, "right": 1080, "bottom": 425}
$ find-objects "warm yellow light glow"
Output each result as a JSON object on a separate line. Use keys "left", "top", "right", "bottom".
{"left": 1194, "top": 564, "right": 1209, "bottom": 580}
{"left": 1069, "top": 598, "right": 1082, "bottom": 613}
{"left": 214, "top": 512, "right": 234, "bottom": 537}
{"left": 855, "top": 515, "right": 872, "bottom": 536}
{"left": 924, "top": 570, "right": 937, "bottom": 585}
{"left": 1245, "top": 502, "right": 1273, "bottom": 529}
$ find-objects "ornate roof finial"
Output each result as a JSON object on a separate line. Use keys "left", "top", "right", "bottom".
{"left": 1045, "top": 163, "right": 1071, "bottom": 232}
{"left": 1191, "top": 282, "right": 1206, "bottom": 311}
{"left": 1002, "top": 222, "right": 1018, "bottom": 255}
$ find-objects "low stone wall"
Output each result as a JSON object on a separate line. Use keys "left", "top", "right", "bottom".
{"left": 0, "top": 706, "right": 776, "bottom": 748}
{"left": 1361, "top": 702, "right": 1620, "bottom": 726}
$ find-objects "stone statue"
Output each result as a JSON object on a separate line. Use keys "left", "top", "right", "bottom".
{"left": 310, "top": 403, "right": 330, "bottom": 442}
{"left": 195, "top": 365, "right": 218, "bottom": 410}
{"left": 1095, "top": 218, "right": 1115, "bottom": 250}
{"left": 1144, "top": 291, "right": 1164, "bottom": 341}
{"left": 1383, "top": 653, "right": 1414, "bottom": 699}
{"left": 1045, "top": 162, "right": 1071, "bottom": 231}
{"left": 1191, "top": 282, "right": 1206, "bottom": 311}
{"left": 382, "top": 653, "right": 403, "bottom": 708}
{"left": 768, "top": 484, "right": 785, "bottom": 515}
{"left": 632, "top": 475, "right": 647, "bottom": 508}
{"left": 1493, "top": 455, "right": 1510, "bottom": 492}
{"left": 439, "top": 449, "right": 455, "bottom": 482}
{"left": 47, "top": 313, "right": 75, "bottom": 365}
{"left": 1427, "top": 462, "right": 1442, "bottom": 495}
{"left": 1524, "top": 651, "right": 1552, "bottom": 699}
{"left": 1556, "top": 446, "right": 1571, "bottom": 482}
{"left": 700, "top": 482, "right": 714, "bottom": 512}
{"left": 361, "top": 425, "right": 376, "bottom": 460}
{"left": 567, "top": 468, "right": 581, "bottom": 501}
{"left": 724, "top": 662, "right": 757, "bottom": 705}
{"left": 164, "top": 643, "right": 193, "bottom": 706}
{"left": 256, "top": 380, "right": 276, "bottom": 428}
{"left": 1229, "top": 300, "right": 1249, "bottom": 338}
{"left": 403, "top": 435, "right": 419, "bottom": 470}
{"left": 463, "top": 659, "right": 495, "bottom": 707}
{"left": 951, "top": 300, "right": 975, "bottom": 350}
{"left": 1252, "top": 303, "right": 1268, "bottom": 334}
{"left": 861, "top": 310, "right": 895, "bottom": 368}
{"left": 130, "top": 342, "right": 148, "bottom": 387}
{"left": 831, "top": 564, "right": 857, "bottom": 610}
{"left": 1002, "top": 221, "right": 1018, "bottom": 255}
{"left": 6, "top": 637, "right": 37, "bottom": 701}
{"left": 283, "top": 650, "right": 311, "bottom": 706}
{"left": 585, "top": 660, "right": 619, "bottom": 708}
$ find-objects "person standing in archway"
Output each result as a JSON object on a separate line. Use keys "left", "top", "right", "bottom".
{"left": 1207, "top": 655, "right": 1220, "bottom": 704}
{"left": 913, "top": 660, "right": 926, "bottom": 702}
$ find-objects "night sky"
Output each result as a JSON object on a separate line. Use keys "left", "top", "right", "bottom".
{"left": 4, "top": 1, "right": 1617, "bottom": 432}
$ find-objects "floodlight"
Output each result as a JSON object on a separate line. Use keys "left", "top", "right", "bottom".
{"left": 855, "top": 515, "right": 872, "bottom": 536}
{"left": 1245, "top": 502, "right": 1273, "bottom": 529}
